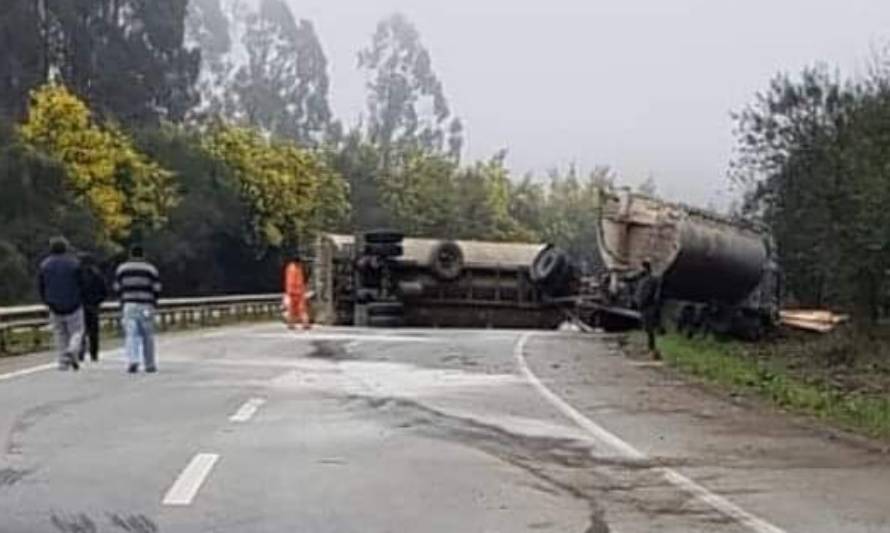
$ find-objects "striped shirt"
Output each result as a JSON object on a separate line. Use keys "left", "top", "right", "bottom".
{"left": 114, "top": 260, "right": 162, "bottom": 305}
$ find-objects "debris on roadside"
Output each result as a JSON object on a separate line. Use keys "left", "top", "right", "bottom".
{"left": 779, "top": 309, "right": 849, "bottom": 333}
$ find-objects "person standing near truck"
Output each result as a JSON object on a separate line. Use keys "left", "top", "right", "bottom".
{"left": 114, "top": 245, "right": 162, "bottom": 374}
{"left": 284, "top": 255, "right": 311, "bottom": 330}
{"left": 38, "top": 236, "right": 85, "bottom": 371}
{"left": 634, "top": 259, "right": 663, "bottom": 359}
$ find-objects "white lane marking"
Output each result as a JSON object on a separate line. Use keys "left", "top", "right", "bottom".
{"left": 0, "top": 363, "right": 56, "bottom": 382}
{"left": 229, "top": 397, "right": 266, "bottom": 423}
{"left": 162, "top": 453, "right": 220, "bottom": 506}
{"left": 514, "top": 333, "right": 787, "bottom": 533}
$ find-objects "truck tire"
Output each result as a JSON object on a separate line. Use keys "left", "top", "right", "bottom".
{"left": 365, "top": 230, "right": 404, "bottom": 244}
{"left": 531, "top": 245, "right": 568, "bottom": 284}
{"left": 429, "top": 241, "right": 464, "bottom": 281}
{"left": 364, "top": 242, "right": 404, "bottom": 258}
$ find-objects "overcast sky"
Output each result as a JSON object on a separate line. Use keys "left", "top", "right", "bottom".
{"left": 287, "top": 0, "right": 890, "bottom": 208}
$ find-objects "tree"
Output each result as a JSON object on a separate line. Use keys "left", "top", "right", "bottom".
{"left": 188, "top": 0, "right": 333, "bottom": 144}
{"left": 19, "top": 84, "right": 178, "bottom": 243}
{"left": 453, "top": 152, "right": 535, "bottom": 242}
{"left": 732, "top": 64, "right": 890, "bottom": 319}
{"left": 202, "top": 123, "right": 349, "bottom": 251}
{"left": 0, "top": 0, "right": 44, "bottom": 120}
{"left": 235, "top": 1, "right": 332, "bottom": 144}
{"left": 377, "top": 147, "right": 460, "bottom": 236}
{"left": 325, "top": 130, "right": 389, "bottom": 231}
{"left": 43, "top": 0, "right": 200, "bottom": 124}
{"left": 358, "top": 13, "right": 460, "bottom": 158}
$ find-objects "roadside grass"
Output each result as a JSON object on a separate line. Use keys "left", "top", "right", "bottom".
{"left": 657, "top": 333, "right": 890, "bottom": 440}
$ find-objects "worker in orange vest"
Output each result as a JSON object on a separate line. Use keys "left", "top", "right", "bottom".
{"left": 284, "top": 255, "right": 311, "bottom": 330}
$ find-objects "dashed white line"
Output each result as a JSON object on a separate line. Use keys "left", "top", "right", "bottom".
{"left": 514, "top": 332, "right": 787, "bottom": 533}
{"left": 0, "top": 363, "right": 56, "bottom": 382}
{"left": 162, "top": 453, "right": 220, "bottom": 506}
{"left": 229, "top": 397, "right": 266, "bottom": 423}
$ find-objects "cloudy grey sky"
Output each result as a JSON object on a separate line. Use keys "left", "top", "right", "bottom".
{"left": 288, "top": 0, "right": 890, "bottom": 207}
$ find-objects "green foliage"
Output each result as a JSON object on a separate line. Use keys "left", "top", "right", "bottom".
{"left": 452, "top": 153, "right": 536, "bottom": 242}
{"left": 19, "top": 84, "right": 178, "bottom": 243}
{"left": 324, "top": 130, "right": 389, "bottom": 230}
{"left": 134, "top": 126, "right": 281, "bottom": 295}
{"left": 732, "top": 64, "right": 890, "bottom": 319}
{"left": 0, "top": 239, "right": 31, "bottom": 305}
{"left": 659, "top": 333, "right": 890, "bottom": 439}
{"left": 378, "top": 147, "right": 459, "bottom": 237}
{"left": 0, "top": 0, "right": 43, "bottom": 120}
{"left": 46, "top": 0, "right": 199, "bottom": 124}
{"left": 203, "top": 123, "right": 349, "bottom": 250}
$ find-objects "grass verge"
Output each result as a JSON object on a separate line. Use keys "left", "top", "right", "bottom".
{"left": 658, "top": 333, "right": 890, "bottom": 440}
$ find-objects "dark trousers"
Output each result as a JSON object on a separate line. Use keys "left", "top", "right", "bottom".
{"left": 642, "top": 309, "right": 659, "bottom": 352}
{"left": 80, "top": 306, "right": 100, "bottom": 361}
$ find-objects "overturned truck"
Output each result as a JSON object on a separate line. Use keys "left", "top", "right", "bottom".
{"left": 533, "top": 189, "right": 781, "bottom": 339}
{"left": 311, "top": 233, "right": 563, "bottom": 328}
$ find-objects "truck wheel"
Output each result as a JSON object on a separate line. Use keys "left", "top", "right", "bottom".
{"left": 429, "top": 241, "right": 464, "bottom": 281}
{"left": 365, "top": 230, "right": 404, "bottom": 244}
{"left": 531, "top": 245, "right": 571, "bottom": 294}
{"left": 364, "top": 242, "right": 404, "bottom": 258}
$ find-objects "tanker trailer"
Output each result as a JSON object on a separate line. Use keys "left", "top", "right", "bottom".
{"left": 596, "top": 188, "right": 780, "bottom": 338}
{"left": 531, "top": 189, "right": 781, "bottom": 338}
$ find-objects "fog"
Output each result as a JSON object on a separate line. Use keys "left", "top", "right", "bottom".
{"left": 288, "top": 0, "right": 890, "bottom": 207}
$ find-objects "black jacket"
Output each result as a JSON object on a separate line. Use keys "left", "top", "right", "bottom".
{"left": 38, "top": 253, "right": 84, "bottom": 315}
{"left": 81, "top": 264, "right": 108, "bottom": 309}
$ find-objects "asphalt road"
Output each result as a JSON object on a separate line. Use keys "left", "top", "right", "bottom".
{"left": 1, "top": 324, "right": 889, "bottom": 532}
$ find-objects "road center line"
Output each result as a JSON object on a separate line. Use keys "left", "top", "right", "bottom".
{"left": 514, "top": 333, "right": 787, "bottom": 533}
{"left": 229, "top": 397, "right": 266, "bottom": 423}
{"left": 162, "top": 453, "right": 220, "bottom": 506}
{"left": 0, "top": 363, "right": 56, "bottom": 382}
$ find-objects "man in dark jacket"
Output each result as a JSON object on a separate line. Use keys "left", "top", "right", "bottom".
{"left": 634, "top": 260, "right": 663, "bottom": 359}
{"left": 78, "top": 253, "right": 107, "bottom": 362}
{"left": 38, "top": 236, "right": 85, "bottom": 371}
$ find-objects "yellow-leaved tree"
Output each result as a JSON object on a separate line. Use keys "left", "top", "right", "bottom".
{"left": 18, "top": 84, "right": 177, "bottom": 242}
{"left": 203, "top": 124, "right": 349, "bottom": 250}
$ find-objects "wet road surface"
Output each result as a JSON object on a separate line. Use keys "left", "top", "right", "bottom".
{"left": 1, "top": 324, "right": 889, "bottom": 532}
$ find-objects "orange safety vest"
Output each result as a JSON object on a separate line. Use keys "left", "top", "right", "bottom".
{"left": 285, "top": 261, "right": 305, "bottom": 298}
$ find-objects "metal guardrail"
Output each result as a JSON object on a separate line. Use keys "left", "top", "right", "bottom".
{"left": 0, "top": 294, "right": 281, "bottom": 355}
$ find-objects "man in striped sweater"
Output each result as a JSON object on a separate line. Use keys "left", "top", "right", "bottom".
{"left": 114, "top": 245, "right": 162, "bottom": 374}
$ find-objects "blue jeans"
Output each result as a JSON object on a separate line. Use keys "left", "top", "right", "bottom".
{"left": 122, "top": 303, "right": 156, "bottom": 369}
